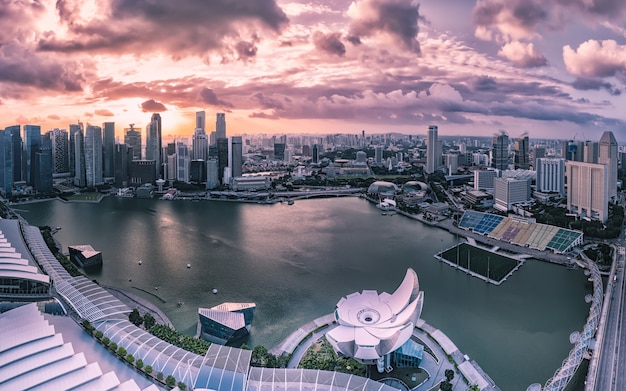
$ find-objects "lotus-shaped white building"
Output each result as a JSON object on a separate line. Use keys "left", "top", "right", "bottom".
{"left": 326, "top": 268, "right": 423, "bottom": 365}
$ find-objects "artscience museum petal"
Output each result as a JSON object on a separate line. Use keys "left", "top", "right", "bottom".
{"left": 326, "top": 268, "right": 423, "bottom": 365}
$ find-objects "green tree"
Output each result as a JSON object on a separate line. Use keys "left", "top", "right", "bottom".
{"left": 95, "top": 330, "right": 103, "bottom": 340}
{"left": 136, "top": 359, "right": 144, "bottom": 370}
{"left": 440, "top": 381, "right": 453, "bottom": 391}
{"left": 102, "top": 337, "right": 110, "bottom": 346}
{"left": 445, "top": 369, "right": 454, "bottom": 382}
{"left": 165, "top": 375, "right": 176, "bottom": 388}
{"left": 177, "top": 381, "right": 187, "bottom": 390}
{"left": 469, "top": 385, "right": 480, "bottom": 391}
{"left": 145, "top": 365, "right": 153, "bottom": 375}
{"left": 143, "top": 313, "right": 156, "bottom": 330}
{"left": 117, "top": 347, "right": 127, "bottom": 357}
{"left": 156, "top": 372, "right": 164, "bottom": 381}
{"left": 109, "top": 342, "right": 117, "bottom": 352}
{"left": 126, "top": 354, "right": 134, "bottom": 364}
{"left": 129, "top": 309, "right": 143, "bottom": 326}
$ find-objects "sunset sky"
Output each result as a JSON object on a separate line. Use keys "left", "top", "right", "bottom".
{"left": 1, "top": 0, "right": 626, "bottom": 141}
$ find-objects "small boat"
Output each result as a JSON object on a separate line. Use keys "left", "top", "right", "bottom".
{"left": 137, "top": 260, "right": 143, "bottom": 265}
{"left": 186, "top": 263, "right": 191, "bottom": 268}
{"left": 155, "top": 286, "right": 159, "bottom": 290}
{"left": 212, "top": 288, "right": 218, "bottom": 294}
{"left": 177, "top": 301, "right": 184, "bottom": 307}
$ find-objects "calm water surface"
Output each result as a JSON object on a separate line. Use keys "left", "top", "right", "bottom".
{"left": 20, "top": 196, "right": 591, "bottom": 390}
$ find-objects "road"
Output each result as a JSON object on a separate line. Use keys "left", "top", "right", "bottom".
{"left": 594, "top": 246, "right": 625, "bottom": 391}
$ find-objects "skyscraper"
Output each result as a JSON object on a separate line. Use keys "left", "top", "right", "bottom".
{"left": 0, "top": 129, "right": 13, "bottom": 196}
{"left": 51, "top": 128, "right": 69, "bottom": 174}
{"left": 73, "top": 126, "right": 86, "bottom": 187}
{"left": 598, "top": 130, "right": 618, "bottom": 199}
{"left": 69, "top": 123, "right": 82, "bottom": 178}
{"left": 196, "top": 111, "right": 206, "bottom": 133}
{"left": 312, "top": 144, "right": 319, "bottom": 164}
{"left": 514, "top": 133, "right": 529, "bottom": 169}
{"left": 114, "top": 144, "right": 129, "bottom": 187}
{"left": 85, "top": 125, "right": 103, "bottom": 186}
{"left": 176, "top": 141, "right": 190, "bottom": 182}
{"left": 536, "top": 158, "right": 565, "bottom": 196}
{"left": 217, "top": 138, "right": 229, "bottom": 185}
{"left": 231, "top": 136, "right": 243, "bottom": 178}
{"left": 216, "top": 113, "right": 226, "bottom": 139}
{"left": 426, "top": 125, "right": 438, "bottom": 174}
{"left": 192, "top": 128, "right": 208, "bottom": 161}
{"left": 145, "top": 114, "right": 162, "bottom": 178}
{"left": 103, "top": 122, "right": 115, "bottom": 178}
{"left": 491, "top": 131, "right": 509, "bottom": 170}
{"left": 5, "top": 125, "right": 21, "bottom": 183}
{"left": 33, "top": 136, "right": 53, "bottom": 193}
{"left": 124, "top": 125, "right": 142, "bottom": 160}
{"left": 23, "top": 125, "right": 41, "bottom": 185}
{"left": 567, "top": 161, "right": 609, "bottom": 222}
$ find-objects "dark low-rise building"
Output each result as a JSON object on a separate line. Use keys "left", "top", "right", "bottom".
{"left": 198, "top": 302, "right": 255, "bottom": 344}
{"left": 68, "top": 245, "right": 102, "bottom": 267}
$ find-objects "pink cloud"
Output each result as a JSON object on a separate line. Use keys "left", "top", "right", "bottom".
{"left": 563, "top": 39, "right": 626, "bottom": 78}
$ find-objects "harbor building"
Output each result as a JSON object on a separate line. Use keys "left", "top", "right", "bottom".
{"left": 68, "top": 245, "right": 103, "bottom": 268}
{"left": 198, "top": 302, "right": 256, "bottom": 344}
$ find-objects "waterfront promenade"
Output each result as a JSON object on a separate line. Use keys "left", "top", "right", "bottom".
{"left": 270, "top": 314, "right": 500, "bottom": 391}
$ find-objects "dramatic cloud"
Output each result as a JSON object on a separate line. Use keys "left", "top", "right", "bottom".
{"left": 498, "top": 41, "right": 547, "bottom": 68}
{"left": 95, "top": 109, "right": 115, "bottom": 116}
{"left": 198, "top": 88, "right": 233, "bottom": 108}
{"left": 38, "top": 0, "right": 289, "bottom": 59}
{"left": 47, "top": 114, "right": 61, "bottom": 120}
{"left": 0, "top": 43, "right": 85, "bottom": 91}
{"left": 473, "top": 0, "right": 626, "bottom": 43}
{"left": 348, "top": 0, "right": 422, "bottom": 53}
{"left": 234, "top": 41, "right": 258, "bottom": 60}
{"left": 563, "top": 40, "right": 626, "bottom": 80}
{"left": 312, "top": 31, "right": 346, "bottom": 56}
{"left": 572, "top": 78, "right": 621, "bottom": 96}
{"left": 0, "top": 0, "right": 46, "bottom": 43}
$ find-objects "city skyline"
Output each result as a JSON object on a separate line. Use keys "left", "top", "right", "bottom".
{"left": 1, "top": 0, "right": 626, "bottom": 140}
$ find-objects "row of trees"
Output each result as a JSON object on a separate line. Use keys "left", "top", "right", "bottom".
{"left": 82, "top": 320, "right": 187, "bottom": 390}
{"left": 39, "top": 226, "right": 82, "bottom": 277}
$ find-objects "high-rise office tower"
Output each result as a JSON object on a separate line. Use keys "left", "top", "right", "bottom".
{"left": 69, "top": 123, "right": 82, "bottom": 178}
{"left": 583, "top": 141, "right": 599, "bottom": 163}
{"left": 536, "top": 158, "right": 565, "bottom": 196}
{"left": 567, "top": 161, "right": 609, "bottom": 222}
{"left": 274, "top": 142, "right": 286, "bottom": 161}
{"left": 114, "top": 144, "right": 129, "bottom": 187}
{"left": 312, "top": 144, "right": 319, "bottom": 164}
{"left": 176, "top": 141, "right": 190, "bottom": 182}
{"left": 217, "top": 138, "right": 229, "bottom": 184}
{"left": 491, "top": 131, "right": 509, "bottom": 170}
{"left": 34, "top": 136, "right": 53, "bottom": 193}
{"left": 23, "top": 125, "right": 41, "bottom": 185}
{"left": 103, "top": 122, "right": 115, "bottom": 178}
{"left": 73, "top": 129, "right": 86, "bottom": 187}
{"left": 50, "top": 128, "right": 69, "bottom": 174}
{"left": 145, "top": 114, "right": 162, "bottom": 178}
{"left": 192, "top": 128, "right": 208, "bottom": 161}
{"left": 85, "top": 125, "right": 103, "bottom": 186}
{"left": 5, "top": 125, "right": 21, "bottom": 183}
{"left": 196, "top": 111, "right": 206, "bottom": 133}
{"left": 598, "top": 130, "right": 618, "bottom": 199}
{"left": 216, "top": 113, "right": 226, "bottom": 139}
{"left": 0, "top": 129, "right": 13, "bottom": 196}
{"left": 514, "top": 133, "right": 529, "bottom": 169}
{"left": 494, "top": 177, "right": 531, "bottom": 212}
{"left": 426, "top": 125, "right": 438, "bottom": 174}
{"left": 231, "top": 136, "right": 243, "bottom": 178}
{"left": 374, "top": 145, "right": 383, "bottom": 165}
{"left": 124, "top": 125, "right": 142, "bottom": 160}
{"left": 206, "top": 159, "right": 219, "bottom": 189}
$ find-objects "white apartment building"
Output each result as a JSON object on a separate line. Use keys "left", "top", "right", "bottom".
{"left": 494, "top": 177, "right": 531, "bottom": 212}
{"left": 566, "top": 161, "right": 609, "bottom": 222}
{"left": 536, "top": 158, "right": 565, "bottom": 196}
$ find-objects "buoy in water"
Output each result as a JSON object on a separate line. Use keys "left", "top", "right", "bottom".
{"left": 212, "top": 288, "right": 218, "bottom": 294}
{"left": 187, "top": 263, "right": 191, "bottom": 268}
